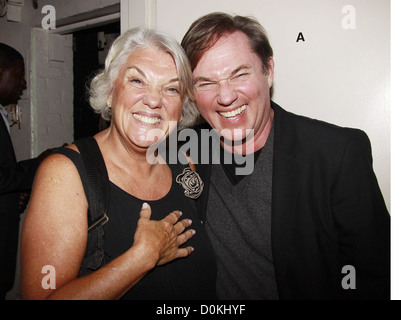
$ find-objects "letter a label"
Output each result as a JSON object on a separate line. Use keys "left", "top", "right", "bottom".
{"left": 41, "top": 265, "right": 56, "bottom": 290}
{"left": 341, "top": 265, "right": 356, "bottom": 290}
{"left": 296, "top": 32, "right": 305, "bottom": 42}
{"left": 342, "top": 5, "right": 356, "bottom": 30}
{"left": 41, "top": 5, "right": 56, "bottom": 30}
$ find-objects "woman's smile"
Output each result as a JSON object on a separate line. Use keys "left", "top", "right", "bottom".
{"left": 133, "top": 112, "right": 162, "bottom": 125}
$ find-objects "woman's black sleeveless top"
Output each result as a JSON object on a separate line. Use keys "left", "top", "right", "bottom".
{"left": 57, "top": 147, "right": 216, "bottom": 300}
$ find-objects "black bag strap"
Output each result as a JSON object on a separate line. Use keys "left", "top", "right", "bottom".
{"left": 74, "top": 137, "right": 110, "bottom": 276}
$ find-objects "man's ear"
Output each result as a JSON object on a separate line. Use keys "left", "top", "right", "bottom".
{"left": 0, "top": 66, "right": 4, "bottom": 81}
{"left": 266, "top": 57, "right": 274, "bottom": 88}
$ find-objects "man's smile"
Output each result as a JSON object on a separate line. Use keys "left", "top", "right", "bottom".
{"left": 218, "top": 104, "right": 247, "bottom": 119}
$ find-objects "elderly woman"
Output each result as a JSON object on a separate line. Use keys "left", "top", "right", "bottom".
{"left": 20, "top": 28, "right": 216, "bottom": 300}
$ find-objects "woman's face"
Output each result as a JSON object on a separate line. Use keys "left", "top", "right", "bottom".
{"left": 109, "top": 46, "right": 183, "bottom": 151}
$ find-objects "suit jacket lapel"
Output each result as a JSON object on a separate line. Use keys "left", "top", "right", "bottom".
{"left": 271, "top": 102, "right": 302, "bottom": 295}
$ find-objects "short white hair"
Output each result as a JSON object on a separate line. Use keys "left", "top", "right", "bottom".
{"left": 88, "top": 27, "right": 200, "bottom": 129}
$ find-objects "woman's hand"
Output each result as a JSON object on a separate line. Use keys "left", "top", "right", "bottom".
{"left": 133, "top": 203, "right": 195, "bottom": 267}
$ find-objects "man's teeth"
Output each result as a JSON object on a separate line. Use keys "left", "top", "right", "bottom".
{"left": 133, "top": 114, "right": 161, "bottom": 125}
{"left": 219, "top": 105, "right": 247, "bottom": 118}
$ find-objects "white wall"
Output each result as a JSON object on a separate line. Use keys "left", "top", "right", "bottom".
{"left": 153, "top": 0, "right": 390, "bottom": 210}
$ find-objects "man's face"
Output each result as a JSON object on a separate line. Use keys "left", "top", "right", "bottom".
{"left": 0, "top": 59, "right": 26, "bottom": 105}
{"left": 193, "top": 31, "right": 274, "bottom": 152}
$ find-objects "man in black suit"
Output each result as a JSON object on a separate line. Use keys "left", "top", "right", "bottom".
{"left": 181, "top": 13, "right": 390, "bottom": 299}
{"left": 0, "top": 43, "right": 50, "bottom": 299}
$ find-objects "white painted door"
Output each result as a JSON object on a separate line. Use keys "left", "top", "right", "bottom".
{"left": 30, "top": 28, "right": 74, "bottom": 155}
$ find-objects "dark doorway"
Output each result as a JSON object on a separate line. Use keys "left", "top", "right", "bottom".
{"left": 73, "top": 22, "right": 120, "bottom": 140}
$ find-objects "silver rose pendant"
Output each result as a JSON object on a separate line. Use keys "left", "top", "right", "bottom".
{"left": 176, "top": 167, "right": 204, "bottom": 199}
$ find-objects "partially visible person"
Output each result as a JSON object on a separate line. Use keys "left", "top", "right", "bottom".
{"left": 181, "top": 12, "right": 390, "bottom": 300}
{"left": 0, "top": 43, "right": 52, "bottom": 300}
{"left": 20, "top": 28, "right": 216, "bottom": 300}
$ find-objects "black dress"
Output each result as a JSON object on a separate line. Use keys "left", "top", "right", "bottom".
{"left": 55, "top": 147, "right": 217, "bottom": 300}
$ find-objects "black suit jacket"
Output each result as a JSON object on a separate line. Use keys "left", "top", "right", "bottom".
{"left": 0, "top": 117, "right": 38, "bottom": 296}
{"left": 196, "top": 101, "right": 390, "bottom": 300}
